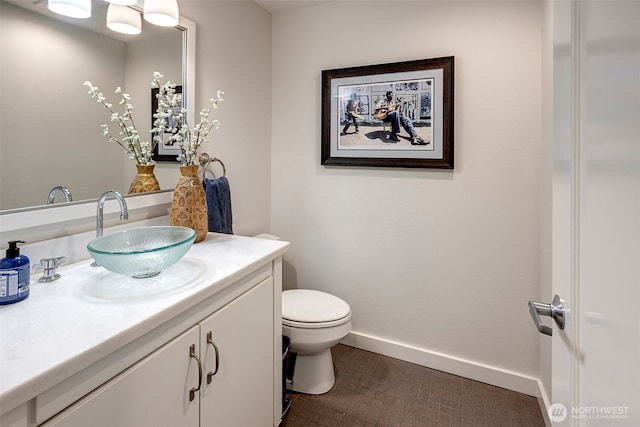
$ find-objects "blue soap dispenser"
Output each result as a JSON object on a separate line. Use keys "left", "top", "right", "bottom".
{"left": 0, "top": 240, "right": 31, "bottom": 305}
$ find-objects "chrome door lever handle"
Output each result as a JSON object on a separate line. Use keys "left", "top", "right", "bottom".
{"left": 528, "top": 295, "right": 565, "bottom": 336}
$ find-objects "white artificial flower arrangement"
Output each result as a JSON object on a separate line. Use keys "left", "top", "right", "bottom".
{"left": 83, "top": 81, "right": 155, "bottom": 165}
{"left": 151, "top": 72, "right": 224, "bottom": 166}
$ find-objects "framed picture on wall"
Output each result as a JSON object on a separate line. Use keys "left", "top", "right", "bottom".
{"left": 152, "top": 85, "right": 182, "bottom": 162}
{"left": 321, "top": 57, "right": 454, "bottom": 169}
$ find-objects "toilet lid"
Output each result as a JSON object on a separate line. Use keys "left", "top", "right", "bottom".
{"left": 282, "top": 289, "right": 351, "bottom": 323}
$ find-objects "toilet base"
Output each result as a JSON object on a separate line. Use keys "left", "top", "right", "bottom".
{"left": 289, "top": 348, "right": 335, "bottom": 394}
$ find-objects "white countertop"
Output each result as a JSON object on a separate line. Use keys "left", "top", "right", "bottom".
{"left": 0, "top": 233, "right": 289, "bottom": 416}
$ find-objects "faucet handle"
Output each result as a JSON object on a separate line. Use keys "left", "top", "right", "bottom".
{"left": 33, "top": 256, "right": 67, "bottom": 283}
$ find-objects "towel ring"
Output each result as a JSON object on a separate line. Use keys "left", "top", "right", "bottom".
{"left": 199, "top": 152, "right": 226, "bottom": 179}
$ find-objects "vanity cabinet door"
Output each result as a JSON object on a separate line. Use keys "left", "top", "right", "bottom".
{"left": 41, "top": 326, "right": 200, "bottom": 427}
{"left": 200, "top": 277, "right": 274, "bottom": 426}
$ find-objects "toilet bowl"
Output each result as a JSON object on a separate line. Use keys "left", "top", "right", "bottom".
{"left": 282, "top": 289, "right": 352, "bottom": 395}
{"left": 251, "top": 234, "right": 352, "bottom": 395}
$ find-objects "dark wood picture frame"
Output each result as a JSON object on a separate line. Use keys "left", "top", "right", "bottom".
{"left": 321, "top": 57, "right": 454, "bottom": 169}
{"left": 152, "top": 85, "right": 183, "bottom": 162}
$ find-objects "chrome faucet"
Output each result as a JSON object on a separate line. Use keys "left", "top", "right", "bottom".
{"left": 95, "top": 190, "right": 129, "bottom": 239}
{"left": 92, "top": 191, "right": 128, "bottom": 267}
{"left": 47, "top": 185, "right": 73, "bottom": 204}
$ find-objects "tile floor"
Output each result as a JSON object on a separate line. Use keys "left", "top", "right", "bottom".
{"left": 280, "top": 344, "right": 546, "bottom": 427}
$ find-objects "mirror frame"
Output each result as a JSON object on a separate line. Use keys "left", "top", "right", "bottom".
{"left": 0, "top": 14, "right": 196, "bottom": 239}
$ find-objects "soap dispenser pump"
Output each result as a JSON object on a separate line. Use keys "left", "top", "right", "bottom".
{"left": 0, "top": 240, "right": 31, "bottom": 304}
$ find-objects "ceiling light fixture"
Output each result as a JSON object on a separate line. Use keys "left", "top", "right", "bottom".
{"left": 104, "top": 0, "right": 138, "bottom": 5}
{"left": 143, "top": 0, "right": 179, "bottom": 27}
{"left": 47, "top": 0, "right": 92, "bottom": 19}
{"left": 106, "top": 4, "right": 142, "bottom": 35}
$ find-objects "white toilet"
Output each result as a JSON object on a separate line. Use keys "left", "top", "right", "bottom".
{"left": 252, "top": 234, "right": 352, "bottom": 395}
{"left": 282, "top": 289, "right": 352, "bottom": 394}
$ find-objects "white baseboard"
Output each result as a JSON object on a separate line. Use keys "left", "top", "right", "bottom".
{"left": 342, "top": 330, "right": 550, "bottom": 425}
{"left": 536, "top": 378, "right": 552, "bottom": 427}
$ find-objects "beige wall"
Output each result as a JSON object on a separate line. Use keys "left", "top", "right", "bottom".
{"left": 180, "top": 0, "right": 272, "bottom": 237}
{"left": 271, "top": 0, "right": 544, "bottom": 391}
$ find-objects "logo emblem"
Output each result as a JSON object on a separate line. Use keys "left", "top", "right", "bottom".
{"left": 549, "top": 403, "right": 568, "bottom": 422}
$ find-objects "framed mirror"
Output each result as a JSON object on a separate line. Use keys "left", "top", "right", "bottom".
{"left": 0, "top": 0, "right": 195, "bottom": 235}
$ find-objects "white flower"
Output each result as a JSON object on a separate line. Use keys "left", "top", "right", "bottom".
{"left": 84, "top": 80, "right": 156, "bottom": 165}
{"left": 151, "top": 72, "right": 224, "bottom": 166}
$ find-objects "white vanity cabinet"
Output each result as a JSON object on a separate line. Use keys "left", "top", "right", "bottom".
{"left": 43, "top": 277, "right": 274, "bottom": 427}
{"left": 0, "top": 234, "right": 288, "bottom": 427}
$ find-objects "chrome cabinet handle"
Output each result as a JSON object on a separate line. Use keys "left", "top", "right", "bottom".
{"left": 528, "top": 295, "right": 565, "bottom": 336}
{"left": 206, "top": 331, "right": 220, "bottom": 384}
{"left": 189, "top": 344, "right": 202, "bottom": 401}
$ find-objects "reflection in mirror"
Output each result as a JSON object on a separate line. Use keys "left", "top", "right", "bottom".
{"left": 47, "top": 185, "right": 73, "bottom": 204}
{"left": 0, "top": 0, "right": 185, "bottom": 211}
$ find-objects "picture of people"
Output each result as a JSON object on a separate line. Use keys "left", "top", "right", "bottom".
{"left": 322, "top": 56, "right": 453, "bottom": 168}
{"left": 337, "top": 79, "right": 434, "bottom": 150}
{"left": 341, "top": 93, "right": 361, "bottom": 135}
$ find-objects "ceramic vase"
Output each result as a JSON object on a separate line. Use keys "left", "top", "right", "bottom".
{"left": 171, "top": 165, "right": 208, "bottom": 243}
{"left": 128, "top": 164, "right": 161, "bottom": 194}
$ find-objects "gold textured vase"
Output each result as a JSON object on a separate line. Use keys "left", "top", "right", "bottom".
{"left": 129, "top": 164, "right": 161, "bottom": 194}
{"left": 171, "top": 165, "right": 208, "bottom": 243}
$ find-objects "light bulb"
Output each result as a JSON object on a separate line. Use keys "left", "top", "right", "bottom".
{"left": 105, "top": 0, "right": 138, "bottom": 5}
{"left": 107, "top": 4, "right": 142, "bottom": 35}
{"left": 48, "top": 0, "right": 92, "bottom": 19}
{"left": 143, "top": 0, "right": 179, "bottom": 27}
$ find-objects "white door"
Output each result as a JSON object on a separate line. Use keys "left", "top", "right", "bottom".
{"left": 200, "top": 277, "right": 274, "bottom": 427}
{"left": 43, "top": 326, "right": 201, "bottom": 427}
{"left": 548, "top": 0, "right": 640, "bottom": 425}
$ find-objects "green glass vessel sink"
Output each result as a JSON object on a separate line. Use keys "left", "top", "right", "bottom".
{"left": 87, "top": 226, "right": 197, "bottom": 278}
